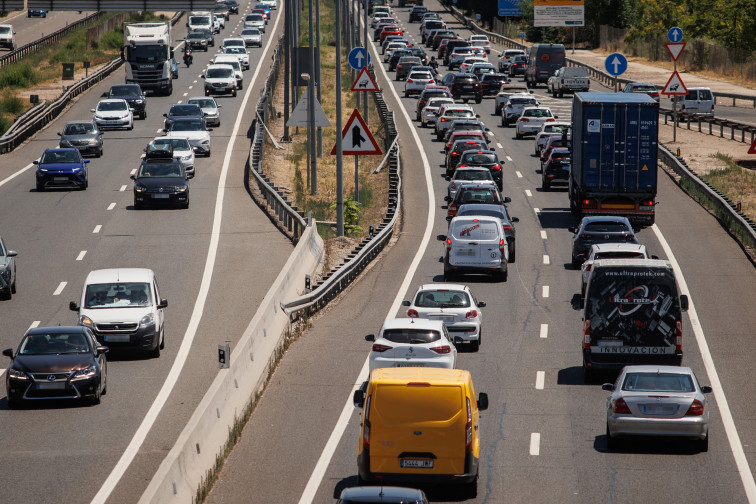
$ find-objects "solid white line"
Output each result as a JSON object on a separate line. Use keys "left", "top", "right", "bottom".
{"left": 29, "top": 321, "right": 40, "bottom": 330}
{"left": 525, "top": 189, "right": 532, "bottom": 197}
{"left": 53, "top": 282, "right": 67, "bottom": 296}
{"left": 119, "top": 185, "right": 127, "bottom": 192}
{"left": 0, "top": 163, "right": 34, "bottom": 189}
{"left": 297, "top": 11, "right": 437, "bottom": 504}
{"left": 107, "top": 203, "right": 116, "bottom": 210}
{"left": 542, "top": 285, "right": 549, "bottom": 298}
{"left": 76, "top": 251, "right": 86, "bottom": 261}
{"left": 93, "top": 225, "right": 102, "bottom": 234}
{"left": 540, "top": 323, "right": 548, "bottom": 339}
{"left": 97, "top": 10, "right": 283, "bottom": 504}
{"left": 516, "top": 171, "right": 522, "bottom": 178}
{"left": 535, "top": 371, "right": 545, "bottom": 390}
{"left": 540, "top": 230, "right": 547, "bottom": 239}
{"left": 651, "top": 224, "right": 756, "bottom": 502}
{"left": 530, "top": 433, "right": 540, "bottom": 455}
{"left": 543, "top": 255, "right": 550, "bottom": 265}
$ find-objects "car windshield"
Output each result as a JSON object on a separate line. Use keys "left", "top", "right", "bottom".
{"left": 381, "top": 328, "right": 441, "bottom": 344}
{"left": 242, "top": 29, "right": 260, "bottom": 36}
{"left": 170, "top": 106, "right": 201, "bottom": 117}
{"left": 126, "top": 44, "right": 169, "bottom": 62}
{"left": 225, "top": 47, "right": 246, "bottom": 54}
{"left": 19, "top": 332, "right": 91, "bottom": 355}
{"left": 153, "top": 138, "right": 190, "bottom": 150}
{"left": 415, "top": 290, "right": 471, "bottom": 308}
{"left": 188, "top": 98, "right": 216, "bottom": 109}
{"left": 510, "top": 98, "right": 536, "bottom": 105}
{"left": 454, "top": 169, "right": 492, "bottom": 181}
{"left": 98, "top": 101, "right": 127, "bottom": 111}
{"left": 0, "top": 27, "right": 11, "bottom": 34}
{"left": 594, "top": 251, "right": 645, "bottom": 260}
{"left": 622, "top": 373, "right": 695, "bottom": 392}
{"left": 475, "top": 66, "right": 495, "bottom": 74}
{"left": 207, "top": 67, "right": 234, "bottom": 78}
{"left": 545, "top": 125, "right": 570, "bottom": 134}
{"left": 458, "top": 208, "right": 505, "bottom": 219}
{"left": 84, "top": 282, "right": 152, "bottom": 308}
{"left": 63, "top": 123, "right": 95, "bottom": 135}
{"left": 138, "top": 162, "right": 183, "bottom": 178}
{"left": 458, "top": 188, "right": 497, "bottom": 204}
{"left": 584, "top": 222, "right": 631, "bottom": 233}
{"left": 170, "top": 120, "right": 206, "bottom": 131}
{"left": 190, "top": 15, "right": 210, "bottom": 24}
{"left": 41, "top": 151, "right": 80, "bottom": 163}
{"left": 631, "top": 84, "right": 656, "bottom": 92}
{"left": 246, "top": 14, "right": 263, "bottom": 21}
{"left": 409, "top": 72, "right": 431, "bottom": 80}
{"left": 462, "top": 153, "right": 497, "bottom": 164}
{"left": 188, "top": 33, "right": 204, "bottom": 40}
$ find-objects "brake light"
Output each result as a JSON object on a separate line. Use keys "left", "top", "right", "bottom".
{"left": 465, "top": 309, "right": 478, "bottom": 319}
{"left": 457, "top": 164, "right": 467, "bottom": 168}
{"left": 451, "top": 151, "right": 458, "bottom": 156}
{"left": 520, "top": 118, "right": 530, "bottom": 123}
{"left": 585, "top": 264, "right": 592, "bottom": 272}
{"left": 465, "top": 397, "right": 472, "bottom": 451}
{"left": 685, "top": 399, "right": 705, "bottom": 416}
{"left": 363, "top": 395, "right": 372, "bottom": 450}
{"left": 583, "top": 319, "right": 590, "bottom": 348}
{"left": 448, "top": 204, "right": 457, "bottom": 216}
{"left": 501, "top": 224, "right": 513, "bottom": 232}
{"left": 491, "top": 164, "right": 501, "bottom": 172}
{"left": 581, "top": 199, "right": 597, "bottom": 209}
{"left": 446, "top": 237, "right": 452, "bottom": 252}
{"left": 612, "top": 398, "right": 631, "bottom": 414}
{"left": 546, "top": 118, "right": 555, "bottom": 122}
{"left": 431, "top": 345, "right": 452, "bottom": 354}
{"left": 676, "top": 320, "right": 682, "bottom": 351}
{"left": 371, "top": 343, "right": 392, "bottom": 352}
{"left": 429, "top": 79, "right": 435, "bottom": 84}
{"left": 499, "top": 238, "right": 506, "bottom": 256}
{"left": 441, "top": 118, "right": 448, "bottom": 122}
{"left": 407, "top": 78, "right": 413, "bottom": 83}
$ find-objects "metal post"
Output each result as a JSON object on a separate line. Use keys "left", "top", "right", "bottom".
{"left": 572, "top": 26, "right": 575, "bottom": 54}
{"left": 308, "top": 0, "right": 317, "bottom": 194}
{"left": 336, "top": 0, "right": 344, "bottom": 237}
{"left": 293, "top": 0, "right": 299, "bottom": 136}
{"left": 356, "top": 0, "right": 361, "bottom": 112}
{"left": 283, "top": 0, "right": 291, "bottom": 141}
{"left": 355, "top": 155, "right": 360, "bottom": 203}
{"left": 316, "top": 0, "right": 322, "bottom": 157}
{"left": 673, "top": 58, "right": 678, "bottom": 142}
{"left": 363, "top": 0, "right": 368, "bottom": 126}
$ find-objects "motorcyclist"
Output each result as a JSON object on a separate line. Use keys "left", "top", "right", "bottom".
{"left": 183, "top": 44, "right": 193, "bottom": 67}
{"left": 429, "top": 56, "right": 439, "bottom": 72}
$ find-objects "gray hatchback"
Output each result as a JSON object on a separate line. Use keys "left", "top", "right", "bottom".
{"left": 58, "top": 121, "right": 103, "bottom": 157}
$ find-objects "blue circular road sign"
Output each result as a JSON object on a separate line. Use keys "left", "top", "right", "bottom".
{"left": 519, "top": 32, "right": 525, "bottom": 39}
{"left": 348, "top": 47, "right": 370, "bottom": 70}
{"left": 604, "top": 52, "right": 628, "bottom": 77}
{"left": 667, "top": 26, "right": 684, "bottom": 43}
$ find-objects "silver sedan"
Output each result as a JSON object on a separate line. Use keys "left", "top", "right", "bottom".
{"left": 603, "top": 365, "right": 712, "bottom": 452}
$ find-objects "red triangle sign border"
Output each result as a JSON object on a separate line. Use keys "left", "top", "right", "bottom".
{"left": 330, "top": 108, "right": 383, "bottom": 156}
{"left": 351, "top": 67, "right": 380, "bottom": 92}
{"left": 665, "top": 42, "right": 686, "bottom": 61}
{"left": 661, "top": 70, "right": 688, "bottom": 95}
{"left": 749, "top": 137, "right": 756, "bottom": 155}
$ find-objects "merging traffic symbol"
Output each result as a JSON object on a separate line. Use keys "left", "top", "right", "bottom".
{"left": 351, "top": 67, "right": 379, "bottom": 92}
{"left": 331, "top": 108, "right": 382, "bottom": 156}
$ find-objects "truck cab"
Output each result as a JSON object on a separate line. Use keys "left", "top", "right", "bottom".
{"left": 123, "top": 23, "right": 174, "bottom": 96}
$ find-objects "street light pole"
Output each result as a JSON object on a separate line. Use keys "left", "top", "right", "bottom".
{"left": 315, "top": 0, "right": 322, "bottom": 157}
{"left": 307, "top": 0, "right": 317, "bottom": 194}
{"left": 335, "top": 0, "right": 344, "bottom": 236}
{"left": 282, "top": 0, "right": 291, "bottom": 142}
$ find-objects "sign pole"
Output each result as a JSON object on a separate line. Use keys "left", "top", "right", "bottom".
{"left": 308, "top": 0, "right": 317, "bottom": 194}
{"left": 316, "top": 0, "right": 322, "bottom": 157}
{"left": 363, "top": 2, "right": 368, "bottom": 126}
{"left": 673, "top": 57, "right": 677, "bottom": 142}
{"left": 335, "top": 0, "right": 343, "bottom": 236}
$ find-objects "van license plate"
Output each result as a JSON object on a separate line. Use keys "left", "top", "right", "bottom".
{"left": 401, "top": 459, "right": 433, "bottom": 468}
{"left": 457, "top": 249, "right": 475, "bottom": 256}
{"left": 104, "top": 335, "right": 130, "bottom": 342}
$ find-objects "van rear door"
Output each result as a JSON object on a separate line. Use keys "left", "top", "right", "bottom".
{"left": 449, "top": 219, "right": 502, "bottom": 268}
{"left": 370, "top": 383, "right": 466, "bottom": 475}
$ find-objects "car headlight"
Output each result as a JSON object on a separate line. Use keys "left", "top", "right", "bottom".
{"left": 94, "top": 115, "right": 103, "bottom": 120}
{"left": 135, "top": 99, "right": 143, "bottom": 104}
{"left": 60, "top": 140, "right": 72, "bottom": 146}
{"left": 71, "top": 364, "right": 97, "bottom": 380}
{"left": 88, "top": 139, "right": 99, "bottom": 145}
{"left": 8, "top": 368, "right": 28, "bottom": 380}
{"left": 1, "top": 266, "right": 10, "bottom": 279}
{"left": 38, "top": 167, "right": 48, "bottom": 172}
{"left": 175, "top": 184, "right": 188, "bottom": 192}
{"left": 139, "top": 313, "right": 156, "bottom": 327}
{"left": 181, "top": 154, "right": 192, "bottom": 161}
{"left": 80, "top": 315, "right": 94, "bottom": 328}
{"left": 201, "top": 139, "right": 210, "bottom": 146}
{"left": 134, "top": 183, "right": 147, "bottom": 193}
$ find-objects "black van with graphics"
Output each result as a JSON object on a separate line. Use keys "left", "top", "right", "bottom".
{"left": 525, "top": 43, "right": 566, "bottom": 88}
{"left": 582, "top": 259, "right": 688, "bottom": 380}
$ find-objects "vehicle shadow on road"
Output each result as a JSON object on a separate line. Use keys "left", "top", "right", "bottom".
{"left": 537, "top": 208, "right": 576, "bottom": 230}
{"left": 594, "top": 434, "right": 704, "bottom": 455}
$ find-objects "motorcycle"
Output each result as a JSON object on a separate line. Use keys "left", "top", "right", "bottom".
{"left": 183, "top": 46, "right": 193, "bottom": 67}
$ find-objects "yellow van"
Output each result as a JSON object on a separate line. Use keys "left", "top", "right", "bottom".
{"left": 353, "top": 367, "right": 489, "bottom": 498}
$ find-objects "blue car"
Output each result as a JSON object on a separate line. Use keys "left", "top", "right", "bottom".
{"left": 27, "top": 9, "right": 47, "bottom": 17}
{"left": 34, "top": 148, "right": 89, "bottom": 191}
{"left": 254, "top": 3, "right": 271, "bottom": 17}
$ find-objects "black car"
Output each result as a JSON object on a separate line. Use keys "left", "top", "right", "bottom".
{"left": 408, "top": 47, "right": 428, "bottom": 66}
{"left": 193, "top": 28, "right": 215, "bottom": 47}
{"left": 214, "top": 2, "right": 230, "bottom": 20}
{"left": 132, "top": 145, "right": 191, "bottom": 209}
{"left": 456, "top": 149, "right": 504, "bottom": 190}
{"left": 480, "top": 73, "right": 509, "bottom": 96}
{"left": 455, "top": 203, "right": 518, "bottom": 262}
{"left": 337, "top": 485, "right": 429, "bottom": 504}
{"left": 508, "top": 55, "right": 527, "bottom": 77}
{"left": 57, "top": 120, "right": 103, "bottom": 157}
{"left": 104, "top": 84, "right": 146, "bottom": 119}
{"left": 388, "top": 48, "right": 411, "bottom": 71}
{"left": 443, "top": 118, "right": 487, "bottom": 143}
{"left": 186, "top": 32, "right": 209, "bottom": 51}
{"left": 569, "top": 216, "right": 639, "bottom": 267}
{"left": 541, "top": 147, "right": 571, "bottom": 191}
{"left": 163, "top": 103, "right": 204, "bottom": 130}
{"left": 222, "top": 0, "right": 239, "bottom": 14}
{"left": 445, "top": 140, "right": 488, "bottom": 176}
{"left": 408, "top": 6, "right": 428, "bottom": 23}
{"left": 3, "top": 326, "right": 108, "bottom": 408}
{"left": 415, "top": 87, "right": 451, "bottom": 120}
{"left": 395, "top": 56, "right": 422, "bottom": 81}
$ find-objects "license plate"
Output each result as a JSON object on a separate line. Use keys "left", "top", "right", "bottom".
{"left": 152, "top": 193, "right": 170, "bottom": 199}
{"left": 53, "top": 177, "right": 68, "bottom": 182}
{"left": 104, "top": 334, "right": 130, "bottom": 342}
{"left": 396, "top": 362, "right": 424, "bottom": 367}
{"left": 106, "top": 120, "right": 119, "bottom": 124}
{"left": 37, "top": 382, "right": 65, "bottom": 390}
{"left": 401, "top": 459, "right": 433, "bottom": 468}
{"left": 641, "top": 404, "right": 676, "bottom": 415}
{"left": 463, "top": 86, "right": 473, "bottom": 89}
{"left": 457, "top": 248, "right": 475, "bottom": 256}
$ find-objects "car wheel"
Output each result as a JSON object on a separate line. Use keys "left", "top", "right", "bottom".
{"left": 128, "top": 122, "right": 134, "bottom": 131}
{"left": 96, "top": 147, "right": 102, "bottom": 158}
{"left": 82, "top": 180, "right": 88, "bottom": 190}
{"left": 2, "top": 288, "right": 11, "bottom": 301}
{"left": 151, "top": 339, "right": 161, "bottom": 358}
{"left": 606, "top": 423, "right": 617, "bottom": 450}
{"left": 464, "top": 475, "right": 478, "bottom": 499}
{"left": 11, "top": 279, "right": 16, "bottom": 294}
{"left": 404, "top": 90, "right": 409, "bottom": 98}
{"left": 572, "top": 256, "right": 582, "bottom": 269}
{"left": 142, "top": 110, "right": 147, "bottom": 120}
{"left": 134, "top": 200, "right": 144, "bottom": 210}
{"left": 232, "top": 89, "right": 237, "bottom": 97}
{"left": 542, "top": 179, "right": 550, "bottom": 191}
{"left": 470, "top": 338, "right": 480, "bottom": 352}
{"left": 498, "top": 269, "right": 508, "bottom": 282}
{"left": 7, "top": 396, "right": 18, "bottom": 409}
{"left": 509, "top": 246, "right": 516, "bottom": 263}
{"left": 36, "top": 182, "right": 44, "bottom": 192}
{"left": 475, "top": 97, "right": 482, "bottom": 104}
{"left": 583, "top": 361, "right": 595, "bottom": 383}
{"left": 698, "top": 434, "right": 709, "bottom": 452}
{"left": 516, "top": 131, "right": 522, "bottom": 140}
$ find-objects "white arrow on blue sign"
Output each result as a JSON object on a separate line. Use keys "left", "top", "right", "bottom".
{"left": 668, "top": 26, "right": 683, "bottom": 43}
{"left": 604, "top": 52, "right": 628, "bottom": 77}
{"left": 348, "top": 47, "right": 370, "bottom": 70}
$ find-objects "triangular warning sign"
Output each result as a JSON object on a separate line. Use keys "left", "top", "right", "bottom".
{"left": 351, "top": 67, "right": 379, "bottom": 92}
{"left": 661, "top": 71, "right": 688, "bottom": 95}
{"left": 748, "top": 137, "right": 756, "bottom": 155}
{"left": 665, "top": 42, "right": 686, "bottom": 61}
{"left": 286, "top": 93, "right": 331, "bottom": 128}
{"left": 331, "top": 109, "right": 382, "bottom": 156}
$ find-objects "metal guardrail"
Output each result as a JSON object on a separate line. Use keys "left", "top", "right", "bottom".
{"left": 658, "top": 108, "right": 756, "bottom": 145}
{"left": 658, "top": 143, "right": 756, "bottom": 253}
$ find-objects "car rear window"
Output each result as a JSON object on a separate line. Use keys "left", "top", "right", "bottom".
{"left": 584, "top": 222, "right": 631, "bottom": 233}
{"left": 622, "top": 373, "right": 694, "bottom": 392}
{"left": 454, "top": 77, "right": 477, "bottom": 84}
{"left": 594, "top": 252, "right": 645, "bottom": 260}
{"left": 454, "top": 169, "right": 492, "bottom": 181}
{"left": 381, "top": 328, "right": 441, "bottom": 344}
{"left": 523, "top": 108, "right": 552, "bottom": 118}
{"left": 414, "top": 290, "right": 471, "bottom": 308}
{"left": 451, "top": 219, "right": 500, "bottom": 239}
{"left": 511, "top": 97, "right": 536, "bottom": 105}
{"left": 461, "top": 153, "right": 497, "bottom": 164}
{"left": 445, "top": 109, "right": 474, "bottom": 118}
{"left": 374, "top": 385, "right": 462, "bottom": 423}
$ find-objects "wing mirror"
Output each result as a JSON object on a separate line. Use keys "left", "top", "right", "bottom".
{"left": 69, "top": 301, "right": 79, "bottom": 311}
{"left": 477, "top": 392, "right": 489, "bottom": 411}
{"left": 353, "top": 389, "right": 365, "bottom": 408}
{"left": 601, "top": 383, "right": 615, "bottom": 391}
{"left": 680, "top": 295, "right": 689, "bottom": 312}
{"left": 2, "top": 348, "right": 13, "bottom": 359}
{"left": 437, "top": 234, "right": 447, "bottom": 241}
{"left": 401, "top": 300, "right": 410, "bottom": 306}
{"left": 365, "top": 334, "right": 375, "bottom": 341}
{"left": 503, "top": 196, "right": 511, "bottom": 203}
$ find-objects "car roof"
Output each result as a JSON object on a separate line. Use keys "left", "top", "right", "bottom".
{"left": 593, "top": 258, "right": 670, "bottom": 269}
{"left": 98, "top": 98, "right": 128, "bottom": 105}
{"left": 589, "top": 243, "right": 646, "bottom": 254}
{"left": 27, "top": 325, "right": 89, "bottom": 335}
{"left": 579, "top": 215, "right": 631, "bottom": 225}
{"left": 417, "top": 283, "right": 470, "bottom": 292}
{"left": 620, "top": 365, "right": 694, "bottom": 375}
{"left": 380, "top": 317, "right": 445, "bottom": 331}
{"left": 84, "top": 268, "right": 154, "bottom": 284}
{"left": 457, "top": 203, "right": 508, "bottom": 215}
{"left": 44, "top": 147, "right": 79, "bottom": 153}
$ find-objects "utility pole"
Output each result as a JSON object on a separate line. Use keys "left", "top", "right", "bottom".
{"left": 316, "top": 0, "right": 322, "bottom": 157}
{"left": 282, "top": 0, "right": 291, "bottom": 141}
{"left": 308, "top": 0, "right": 317, "bottom": 194}
{"left": 363, "top": 0, "right": 368, "bottom": 125}
{"left": 335, "top": 0, "right": 344, "bottom": 236}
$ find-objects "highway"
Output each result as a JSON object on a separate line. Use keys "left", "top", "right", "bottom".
{"left": 0, "top": 3, "right": 291, "bottom": 503}
{"left": 1, "top": 9, "right": 96, "bottom": 49}
{"left": 205, "top": 1, "right": 756, "bottom": 503}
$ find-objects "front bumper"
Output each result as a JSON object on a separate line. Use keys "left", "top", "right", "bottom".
{"left": 94, "top": 116, "right": 131, "bottom": 129}
{"left": 93, "top": 323, "right": 160, "bottom": 352}
{"left": 188, "top": 138, "right": 211, "bottom": 154}
{"left": 59, "top": 141, "right": 101, "bottom": 156}
{"left": 6, "top": 373, "right": 100, "bottom": 402}
{"left": 134, "top": 188, "right": 189, "bottom": 207}
{"left": 36, "top": 171, "right": 86, "bottom": 189}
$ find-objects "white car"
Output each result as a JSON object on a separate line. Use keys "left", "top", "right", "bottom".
{"left": 404, "top": 70, "right": 435, "bottom": 98}
{"left": 468, "top": 34, "right": 490, "bottom": 54}
{"left": 222, "top": 46, "right": 249, "bottom": 70}
{"left": 187, "top": 96, "right": 221, "bottom": 127}
{"left": 244, "top": 13, "right": 265, "bottom": 32}
{"left": 163, "top": 117, "right": 212, "bottom": 157}
{"left": 420, "top": 96, "right": 455, "bottom": 127}
{"left": 213, "top": 13, "right": 224, "bottom": 31}
{"left": 91, "top": 99, "right": 133, "bottom": 130}
{"left": 402, "top": 284, "right": 486, "bottom": 351}
{"left": 497, "top": 49, "right": 525, "bottom": 72}
{"left": 459, "top": 57, "right": 487, "bottom": 74}
{"left": 448, "top": 47, "right": 474, "bottom": 70}
{"left": 222, "top": 37, "right": 246, "bottom": 49}
{"left": 447, "top": 166, "right": 494, "bottom": 200}
{"left": 383, "top": 41, "right": 408, "bottom": 62}
{"left": 212, "top": 54, "right": 244, "bottom": 89}
{"left": 501, "top": 93, "right": 539, "bottom": 126}
{"left": 515, "top": 106, "right": 556, "bottom": 139}
{"left": 370, "top": 12, "right": 391, "bottom": 28}
{"left": 0, "top": 24, "right": 15, "bottom": 51}
{"left": 494, "top": 83, "right": 529, "bottom": 115}
{"left": 240, "top": 28, "right": 262, "bottom": 47}
{"left": 434, "top": 104, "right": 476, "bottom": 139}
{"left": 470, "top": 46, "right": 488, "bottom": 59}
{"left": 534, "top": 121, "right": 571, "bottom": 156}
{"left": 149, "top": 136, "right": 195, "bottom": 175}
{"left": 202, "top": 63, "right": 237, "bottom": 97}
{"left": 366, "top": 318, "right": 457, "bottom": 372}
{"left": 581, "top": 244, "right": 650, "bottom": 295}
{"left": 258, "top": 0, "right": 276, "bottom": 8}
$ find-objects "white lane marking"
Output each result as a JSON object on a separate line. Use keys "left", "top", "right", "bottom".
{"left": 0, "top": 162, "right": 34, "bottom": 189}
{"left": 542, "top": 285, "right": 549, "bottom": 298}
{"left": 535, "top": 371, "right": 545, "bottom": 390}
{"left": 130, "top": 169, "right": 137, "bottom": 175}
{"left": 496, "top": 142, "right": 503, "bottom": 149}
{"left": 188, "top": 85, "right": 193, "bottom": 90}
{"left": 29, "top": 321, "right": 40, "bottom": 330}
{"left": 53, "top": 282, "right": 67, "bottom": 296}
{"left": 183, "top": 92, "right": 188, "bottom": 96}
{"left": 516, "top": 171, "right": 522, "bottom": 178}
{"left": 96, "top": 11, "right": 283, "bottom": 504}
{"left": 651, "top": 224, "right": 756, "bottom": 502}
{"left": 297, "top": 14, "right": 437, "bottom": 504}
{"left": 93, "top": 225, "right": 102, "bottom": 234}
{"left": 194, "top": 79, "right": 199, "bottom": 82}
{"left": 76, "top": 251, "right": 86, "bottom": 261}
{"left": 525, "top": 189, "right": 532, "bottom": 197}
{"left": 506, "top": 155, "right": 513, "bottom": 161}
{"left": 540, "top": 324, "right": 548, "bottom": 339}
{"left": 107, "top": 203, "right": 116, "bottom": 210}
{"left": 540, "top": 230, "right": 547, "bottom": 239}
{"left": 543, "top": 255, "right": 550, "bottom": 265}
{"left": 534, "top": 208, "right": 541, "bottom": 215}
{"left": 530, "top": 433, "right": 541, "bottom": 455}
{"left": 119, "top": 185, "right": 127, "bottom": 192}
{"left": 156, "top": 129, "right": 162, "bottom": 134}
{"left": 177, "top": 100, "right": 183, "bottom": 104}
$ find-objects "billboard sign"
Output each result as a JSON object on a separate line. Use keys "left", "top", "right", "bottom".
{"left": 534, "top": 0, "right": 584, "bottom": 27}
{"left": 498, "top": 0, "right": 523, "bottom": 16}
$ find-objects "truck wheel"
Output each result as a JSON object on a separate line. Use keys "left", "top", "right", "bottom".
{"left": 475, "top": 96, "right": 481, "bottom": 104}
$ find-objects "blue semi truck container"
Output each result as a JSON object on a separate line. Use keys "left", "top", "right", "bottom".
{"left": 569, "top": 92, "right": 659, "bottom": 226}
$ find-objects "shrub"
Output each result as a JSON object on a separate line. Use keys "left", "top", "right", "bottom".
{"left": 100, "top": 31, "right": 123, "bottom": 50}
{"left": 0, "top": 64, "right": 39, "bottom": 88}
{"left": 0, "top": 93, "right": 24, "bottom": 115}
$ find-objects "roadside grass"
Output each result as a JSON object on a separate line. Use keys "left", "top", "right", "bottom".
{"left": 704, "top": 153, "right": 756, "bottom": 223}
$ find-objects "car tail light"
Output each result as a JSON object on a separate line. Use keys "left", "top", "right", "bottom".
{"left": 407, "top": 78, "right": 413, "bottom": 83}
{"left": 407, "top": 308, "right": 419, "bottom": 318}
{"left": 501, "top": 224, "right": 513, "bottom": 232}
{"left": 520, "top": 118, "right": 530, "bottom": 123}
{"left": 582, "top": 199, "right": 597, "bottom": 209}
{"left": 612, "top": 398, "right": 631, "bottom": 414}
{"left": 371, "top": 343, "right": 392, "bottom": 352}
{"left": 450, "top": 182, "right": 458, "bottom": 191}
{"left": 363, "top": 395, "right": 372, "bottom": 450}
{"left": 583, "top": 319, "right": 590, "bottom": 348}
{"left": 676, "top": 320, "right": 682, "bottom": 351}
{"left": 465, "top": 309, "right": 478, "bottom": 319}
{"left": 448, "top": 203, "right": 457, "bottom": 216}
{"left": 457, "top": 164, "right": 467, "bottom": 168}
{"left": 585, "top": 264, "right": 592, "bottom": 272}
{"left": 446, "top": 237, "right": 452, "bottom": 252}
{"left": 499, "top": 238, "right": 506, "bottom": 256}
{"left": 465, "top": 397, "right": 473, "bottom": 451}
{"left": 431, "top": 345, "right": 452, "bottom": 354}
{"left": 491, "top": 164, "right": 502, "bottom": 172}
{"left": 685, "top": 399, "right": 705, "bottom": 416}
{"left": 441, "top": 118, "right": 448, "bottom": 122}
{"left": 451, "top": 150, "right": 458, "bottom": 156}
{"left": 546, "top": 118, "right": 555, "bottom": 122}
{"left": 429, "top": 79, "right": 435, "bottom": 84}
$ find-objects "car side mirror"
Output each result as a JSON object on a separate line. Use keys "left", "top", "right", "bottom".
{"left": 365, "top": 334, "right": 375, "bottom": 341}
{"left": 201, "top": 75, "right": 206, "bottom": 78}
{"left": 101, "top": 92, "right": 107, "bottom": 98}
{"left": 680, "top": 295, "right": 689, "bottom": 312}
{"left": 69, "top": 301, "right": 79, "bottom": 311}
{"left": 601, "top": 383, "right": 615, "bottom": 391}
{"left": 554, "top": 115, "right": 559, "bottom": 119}
{"left": 477, "top": 301, "right": 486, "bottom": 308}
{"left": 163, "top": 113, "right": 168, "bottom": 117}
{"left": 57, "top": 132, "right": 62, "bottom": 136}
{"left": 568, "top": 227, "right": 577, "bottom": 233}
{"left": 503, "top": 196, "right": 511, "bottom": 203}
{"left": 476, "top": 114, "right": 480, "bottom": 118}
{"left": 701, "top": 385, "right": 712, "bottom": 394}
{"left": 32, "top": 160, "right": 39, "bottom": 165}
{"left": 437, "top": 234, "right": 447, "bottom": 241}
{"left": 158, "top": 299, "right": 168, "bottom": 309}
{"left": 484, "top": 127, "right": 490, "bottom": 131}
{"left": 96, "top": 345, "right": 109, "bottom": 355}
{"left": 511, "top": 217, "right": 519, "bottom": 223}
{"left": 207, "top": 128, "right": 214, "bottom": 132}
{"left": 130, "top": 175, "right": 136, "bottom": 180}
{"left": 651, "top": 255, "right": 659, "bottom": 260}
{"left": 353, "top": 389, "right": 365, "bottom": 408}
{"left": 84, "top": 160, "right": 90, "bottom": 164}
{"left": 401, "top": 300, "right": 410, "bottom": 306}
{"left": 477, "top": 392, "right": 489, "bottom": 411}
{"left": 90, "top": 109, "right": 96, "bottom": 113}
{"left": 2, "top": 348, "right": 13, "bottom": 359}
{"left": 444, "top": 195, "right": 451, "bottom": 202}
{"left": 188, "top": 172, "right": 194, "bottom": 179}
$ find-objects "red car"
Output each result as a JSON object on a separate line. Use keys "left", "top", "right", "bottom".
{"left": 445, "top": 130, "right": 488, "bottom": 154}
{"left": 251, "top": 8, "right": 268, "bottom": 21}
{"left": 380, "top": 25, "right": 402, "bottom": 44}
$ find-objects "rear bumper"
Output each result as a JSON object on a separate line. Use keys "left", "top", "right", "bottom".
{"left": 608, "top": 414, "right": 708, "bottom": 440}
{"left": 583, "top": 348, "right": 683, "bottom": 372}
{"left": 358, "top": 452, "right": 478, "bottom": 485}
